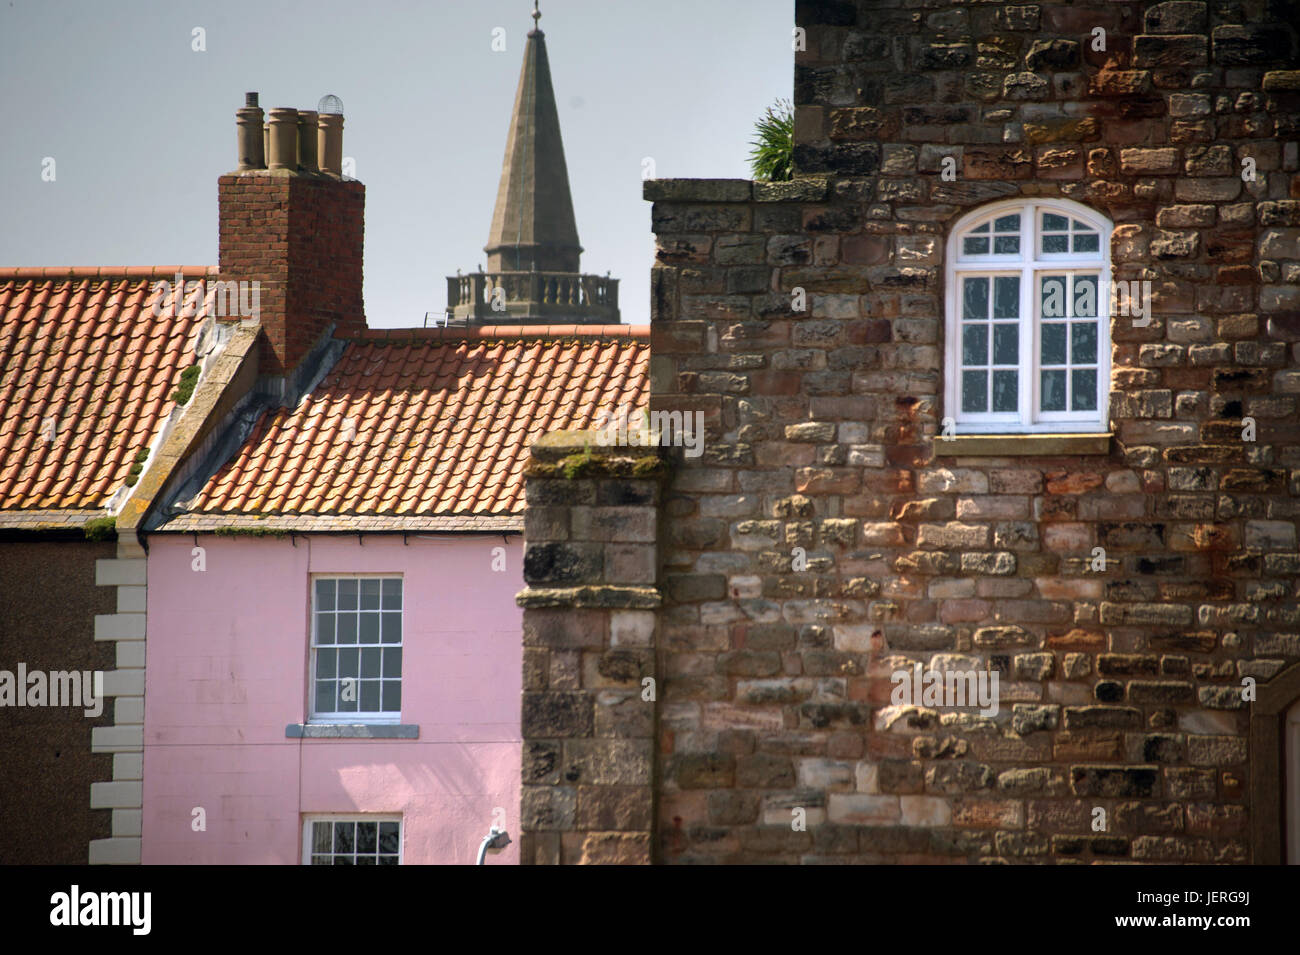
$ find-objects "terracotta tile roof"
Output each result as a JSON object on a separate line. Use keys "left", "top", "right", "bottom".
{"left": 175, "top": 325, "right": 649, "bottom": 523}
{"left": 0, "top": 267, "right": 217, "bottom": 515}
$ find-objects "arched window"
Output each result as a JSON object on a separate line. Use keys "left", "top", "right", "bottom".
{"left": 945, "top": 199, "right": 1112, "bottom": 434}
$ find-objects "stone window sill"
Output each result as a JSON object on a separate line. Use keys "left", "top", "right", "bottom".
{"left": 935, "top": 433, "right": 1112, "bottom": 457}
{"left": 285, "top": 723, "right": 419, "bottom": 739}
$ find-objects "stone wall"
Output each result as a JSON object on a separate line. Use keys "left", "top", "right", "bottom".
{"left": 627, "top": 0, "right": 1300, "bottom": 864}
{"left": 516, "top": 433, "right": 670, "bottom": 864}
{"left": 517, "top": 0, "right": 1300, "bottom": 863}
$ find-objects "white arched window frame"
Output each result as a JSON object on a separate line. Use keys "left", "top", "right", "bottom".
{"left": 944, "top": 198, "right": 1113, "bottom": 434}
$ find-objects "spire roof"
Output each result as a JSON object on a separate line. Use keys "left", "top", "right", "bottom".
{"left": 484, "top": 9, "right": 582, "bottom": 273}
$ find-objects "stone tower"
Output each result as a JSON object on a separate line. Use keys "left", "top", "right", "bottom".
{"left": 446, "top": 4, "right": 619, "bottom": 325}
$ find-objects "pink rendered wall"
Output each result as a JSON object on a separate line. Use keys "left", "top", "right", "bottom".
{"left": 142, "top": 534, "right": 522, "bottom": 865}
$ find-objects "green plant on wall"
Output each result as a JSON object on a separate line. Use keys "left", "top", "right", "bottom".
{"left": 83, "top": 516, "right": 116, "bottom": 541}
{"left": 124, "top": 447, "right": 150, "bottom": 487}
{"left": 171, "top": 364, "right": 201, "bottom": 405}
{"left": 748, "top": 98, "right": 794, "bottom": 182}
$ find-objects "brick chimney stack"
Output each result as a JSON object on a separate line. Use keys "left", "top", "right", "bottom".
{"left": 219, "top": 92, "right": 365, "bottom": 378}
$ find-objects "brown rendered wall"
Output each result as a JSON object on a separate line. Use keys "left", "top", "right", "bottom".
{"left": 0, "top": 541, "right": 116, "bottom": 863}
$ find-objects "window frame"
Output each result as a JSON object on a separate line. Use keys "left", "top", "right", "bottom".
{"left": 1289, "top": 698, "right": 1300, "bottom": 864}
{"left": 308, "top": 574, "right": 404, "bottom": 725}
{"left": 944, "top": 198, "right": 1113, "bottom": 435}
{"left": 302, "top": 814, "right": 403, "bottom": 865}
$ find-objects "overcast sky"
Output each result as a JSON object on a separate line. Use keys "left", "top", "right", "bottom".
{"left": 0, "top": 0, "right": 793, "bottom": 327}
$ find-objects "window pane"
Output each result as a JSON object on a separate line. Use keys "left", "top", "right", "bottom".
{"left": 360, "top": 579, "right": 381, "bottom": 610}
{"left": 339, "top": 648, "right": 359, "bottom": 678}
{"left": 337, "top": 613, "right": 358, "bottom": 644}
{"left": 1041, "top": 369, "right": 1066, "bottom": 411}
{"left": 359, "top": 613, "right": 380, "bottom": 643}
{"left": 962, "top": 325, "right": 988, "bottom": 366}
{"left": 316, "top": 650, "right": 337, "bottom": 678}
{"left": 360, "top": 680, "right": 381, "bottom": 712}
{"left": 1043, "top": 234, "right": 1069, "bottom": 254}
{"left": 383, "top": 647, "right": 402, "bottom": 678}
{"left": 962, "top": 370, "right": 988, "bottom": 413}
{"left": 971, "top": 222, "right": 990, "bottom": 234}
{"left": 315, "top": 579, "right": 335, "bottom": 611}
{"left": 381, "top": 579, "right": 402, "bottom": 609}
{"left": 382, "top": 681, "right": 402, "bottom": 713}
{"left": 337, "top": 580, "right": 358, "bottom": 610}
{"left": 992, "top": 371, "right": 1018, "bottom": 412}
{"left": 993, "top": 235, "right": 1019, "bottom": 254}
{"left": 993, "top": 324, "right": 1018, "bottom": 364}
{"left": 355, "top": 823, "right": 377, "bottom": 853}
{"left": 361, "top": 648, "right": 382, "bottom": 678}
{"left": 381, "top": 612, "right": 402, "bottom": 644}
{"left": 311, "top": 855, "right": 330, "bottom": 865}
{"left": 314, "top": 680, "right": 334, "bottom": 713}
{"left": 1040, "top": 276, "right": 1067, "bottom": 319}
{"left": 316, "top": 614, "right": 335, "bottom": 645}
{"left": 994, "top": 214, "right": 1020, "bottom": 232}
{"left": 963, "top": 237, "right": 988, "bottom": 255}
{"left": 334, "top": 822, "right": 353, "bottom": 853}
{"left": 379, "top": 823, "right": 400, "bottom": 854}
{"left": 1073, "top": 231, "right": 1099, "bottom": 253}
{"left": 994, "top": 276, "right": 1019, "bottom": 318}
{"left": 1073, "top": 276, "right": 1098, "bottom": 317}
{"left": 313, "top": 822, "right": 332, "bottom": 853}
{"left": 1043, "top": 212, "right": 1069, "bottom": 231}
{"left": 1072, "top": 322, "right": 1098, "bottom": 364}
{"left": 1072, "top": 369, "right": 1098, "bottom": 410}
{"left": 334, "top": 856, "right": 353, "bottom": 865}
{"left": 1041, "top": 324, "right": 1067, "bottom": 365}
{"left": 963, "top": 277, "right": 988, "bottom": 319}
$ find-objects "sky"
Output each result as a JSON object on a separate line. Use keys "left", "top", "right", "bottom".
{"left": 0, "top": 0, "right": 794, "bottom": 327}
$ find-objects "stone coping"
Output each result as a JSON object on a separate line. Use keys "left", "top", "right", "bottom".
{"left": 516, "top": 585, "right": 662, "bottom": 610}
{"left": 642, "top": 177, "right": 830, "bottom": 203}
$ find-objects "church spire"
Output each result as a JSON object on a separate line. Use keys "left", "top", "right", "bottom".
{"left": 445, "top": 6, "right": 618, "bottom": 326}
{"left": 484, "top": 3, "right": 582, "bottom": 274}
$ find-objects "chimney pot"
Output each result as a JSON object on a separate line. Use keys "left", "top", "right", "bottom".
{"left": 267, "top": 107, "right": 300, "bottom": 171}
{"left": 297, "top": 110, "right": 319, "bottom": 173}
{"left": 317, "top": 113, "right": 344, "bottom": 177}
{"left": 236, "top": 93, "right": 266, "bottom": 171}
